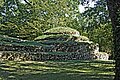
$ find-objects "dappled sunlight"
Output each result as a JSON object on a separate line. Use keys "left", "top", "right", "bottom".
{"left": 0, "top": 60, "right": 114, "bottom": 80}
{"left": 0, "top": 0, "right": 117, "bottom": 79}
{"left": 98, "top": 72, "right": 114, "bottom": 75}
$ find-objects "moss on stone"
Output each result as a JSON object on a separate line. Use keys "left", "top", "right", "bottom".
{"left": 44, "top": 27, "right": 80, "bottom": 37}
{"left": 34, "top": 34, "right": 76, "bottom": 41}
{"left": 75, "top": 36, "right": 89, "bottom": 41}
{"left": 35, "top": 27, "right": 90, "bottom": 42}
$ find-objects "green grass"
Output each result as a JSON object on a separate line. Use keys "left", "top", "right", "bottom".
{"left": 35, "top": 34, "right": 89, "bottom": 42}
{"left": 34, "top": 34, "right": 74, "bottom": 41}
{"left": 0, "top": 35, "right": 48, "bottom": 47}
{"left": 44, "top": 27, "right": 79, "bottom": 35}
{"left": 0, "top": 60, "right": 115, "bottom": 80}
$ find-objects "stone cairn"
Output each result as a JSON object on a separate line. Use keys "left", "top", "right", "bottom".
{"left": 0, "top": 27, "right": 109, "bottom": 61}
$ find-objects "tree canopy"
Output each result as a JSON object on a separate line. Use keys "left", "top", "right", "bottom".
{"left": 0, "top": 0, "right": 79, "bottom": 40}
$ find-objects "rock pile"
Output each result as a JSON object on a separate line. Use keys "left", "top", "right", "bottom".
{"left": 0, "top": 27, "right": 109, "bottom": 61}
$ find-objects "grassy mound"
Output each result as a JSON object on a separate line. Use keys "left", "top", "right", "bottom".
{"left": 34, "top": 34, "right": 76, "bottom": 41}
{"left": 35, "top": 27, "right": 90, "bottom": 42}
{"left": 44, "top": 27, "right": 80, "bottom": 36}
{"left": 35, "top": 34, "right": 89, "bottom": 42}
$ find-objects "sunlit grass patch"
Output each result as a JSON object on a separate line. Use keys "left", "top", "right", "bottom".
{"left": 0, "top": 60, "right": 114, "bottom": 80}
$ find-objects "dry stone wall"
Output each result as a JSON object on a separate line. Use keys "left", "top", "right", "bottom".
{"left": 0, "top": 41, "right": 109, "bottom": 61}
{"left": 0, "top": 27, "right": 109, "bottom": 61}
{"left": 0, "top": 51, "right": 98, "bottom": 61}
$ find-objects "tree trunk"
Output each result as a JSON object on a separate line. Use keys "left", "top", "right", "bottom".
{"left": 106, "top": 0, "right": 120, "bottom": 80}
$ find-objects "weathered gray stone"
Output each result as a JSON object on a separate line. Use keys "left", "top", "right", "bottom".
{"left": 0, "top": 51, "right": 109, "bottom": 61}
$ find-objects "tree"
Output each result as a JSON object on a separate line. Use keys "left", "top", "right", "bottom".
{"left": 0, "top": 0, "right": 80, "bottom": 40}
{"left": 106, "top": 0, "right": 120, "bottom": 80}
{"left": 79, "top": 0, "right": 113, "bottom": 57}
{"left": 0, "top": 0, "right": 37, "bottom": 39}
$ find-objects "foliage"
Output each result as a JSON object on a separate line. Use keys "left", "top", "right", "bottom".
{"left": 0, "top": 0, "right": 38, "bottom": 39}
{"left": 0, "top": 0, "right": 80, "bottom": 40}
{"left": 90, "top": 23, "right": 113, "bottom": 54}
{"left": 107, "top": 0, "right": 120, "bottom": 79}
{"left": 78, "top": 0, "right": 113, "bottom": 55}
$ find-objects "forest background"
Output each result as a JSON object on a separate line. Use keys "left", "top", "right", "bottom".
{"left": 0, "top": 0, "right": 113, "bottom": 58}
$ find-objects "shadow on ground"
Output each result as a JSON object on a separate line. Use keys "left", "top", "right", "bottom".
{"left": 0, "top": 60, "right": 115, "bottom": 80}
